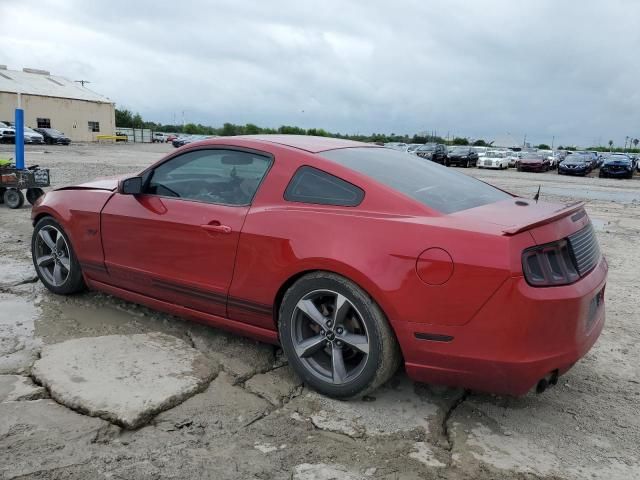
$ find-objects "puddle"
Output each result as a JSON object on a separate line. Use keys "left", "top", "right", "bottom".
{"left": 36, "top": 299, "right": 150, "bottom": 344}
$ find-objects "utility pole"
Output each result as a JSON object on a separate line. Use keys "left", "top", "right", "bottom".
{"left": 551, "top": 135, "right": 555, "bottom": 151}
{"left": 74, "top": 80, "right": 91, "bottom": 87}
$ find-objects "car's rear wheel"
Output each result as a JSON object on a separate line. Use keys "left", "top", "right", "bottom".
{"left": 32, "top": 217, "right": 85, "bottom": 295}
{"left": 279, "top": 272, "right": 400, "bottom": 399}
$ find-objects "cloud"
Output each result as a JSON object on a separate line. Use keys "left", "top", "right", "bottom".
{"left": 1, "top": 0, "right": 639, "bottom": 146}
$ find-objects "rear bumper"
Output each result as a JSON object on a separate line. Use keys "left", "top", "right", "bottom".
{"left": 400, "top": 255, "right": 608, "bottom": 396}
{"left": 519, "top": 164, "right": 546, "bottom": 172}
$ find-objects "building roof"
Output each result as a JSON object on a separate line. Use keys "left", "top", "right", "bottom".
{"left": 233, "top": 134, "right": 368, "bottom": 153}
{"left": 0, "top": 66, "right": 113, "bottom": 104}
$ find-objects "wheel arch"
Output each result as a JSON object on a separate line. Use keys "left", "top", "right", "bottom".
{"left": 272, "top": 267, "right": 401, "bottom": 346}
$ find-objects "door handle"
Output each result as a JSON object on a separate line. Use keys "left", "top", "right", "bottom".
{"left": 200, "top": 223, "right": 232, "bottom": 234}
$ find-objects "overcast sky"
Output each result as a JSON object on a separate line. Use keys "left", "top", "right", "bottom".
{"left": 1, "top": 0, "right": 639, "bottom": 146}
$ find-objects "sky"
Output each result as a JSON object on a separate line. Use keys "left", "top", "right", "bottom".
{"left": 1, "top": 0, "right": 639, "bottom": 147}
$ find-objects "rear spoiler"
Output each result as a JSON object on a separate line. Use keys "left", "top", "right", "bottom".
{"left": 502, "top": 201, "right": 586, "bottom": 235}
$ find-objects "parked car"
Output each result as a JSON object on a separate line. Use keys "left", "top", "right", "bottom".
{"left": 30, "top": 135, "right": 606, "bottom": 398}
{"left": 506, "top": 151, "right": 521, "bottom": 167}
{"left": 415, "top": 143, "right": 448, "bottom": 165}
{"left": 447, "top": 146, "right": 478, "bottom": 167}
{"left": 384, "top": 142, "right": 408, "bottom": 151}
{"left": 172, "top": 135, "right": 194, "bottom": 148}
{"left": 34, "top": 128, "right": 71, "bottom": 145}
{"left": 478, "top": 150, "right": 510, "bottom": 169}
{"left": 599, "top": 155, "right": 634, "bottom": 179}
{"left": 405, "top": 144, "right": 423, "bottom": 154}
{"left": 153, "top": 132, "right": 169, "bottom": 143}
{"left": 166, "top": 134, "right": 179, "bottom": 143}
{"left": 0, "top": 122, "right": 15, "bottom": 144}
{"left": 23, "top": 127, "right": 44, "bottom": 144}
{"left": 558, "top": 154, "right": 592, "bottom": 176}
{"left": 517, "top": 154, "right": 551, "bottom": 172}
{"left": 472, "top": 146, "right": 489, "bottom": 158}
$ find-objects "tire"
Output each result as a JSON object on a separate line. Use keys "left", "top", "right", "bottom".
{"left": 4, "top": 189, "right": 24, "bottom": 209}
{"left": 517, "top": 166, "right": 522, "bottom": 172}
{"left": 26, "top": 188, "right": 45, "bottom": 205}
{"left": 0, "top": 188, "right": 5, "bottom": 204}
{"left": 31, "top": 216, "right": 85, "bottom": 295}
{"left": 278, "top": 272, "right": 401, "bottom": 399}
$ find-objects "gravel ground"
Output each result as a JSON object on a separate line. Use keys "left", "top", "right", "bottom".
{"left": 0, "top": 142, "right": 638, "bottom": 480}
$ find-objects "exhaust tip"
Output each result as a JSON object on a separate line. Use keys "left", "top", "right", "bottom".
{"left": 536, "top": 378, "right": 549, "bottom": 394}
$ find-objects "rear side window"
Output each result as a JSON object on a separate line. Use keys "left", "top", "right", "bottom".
{"left": 284, "top": 166, "right": 364, "bottom": 206}
{"left": 321, "top": 147, "right": 510, "bottom": 214}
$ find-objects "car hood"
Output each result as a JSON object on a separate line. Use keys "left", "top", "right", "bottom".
{"left": 56, "top": 174, "right": 132, "bottom": 192}
{"left": 603, "top": 159, "right": 631, "bottom": 166}
{"left": 562, "top": 159, "right": 588, "bottom": 166}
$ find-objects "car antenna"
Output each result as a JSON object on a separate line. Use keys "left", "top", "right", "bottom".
{"left": 533, "top": 185, "right": 541, "bottom": 203}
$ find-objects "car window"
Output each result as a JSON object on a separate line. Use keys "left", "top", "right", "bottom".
{"left": 284, "top": 166, "right": 364, "bottom": 206}
{"left": 321, "top": 147, "right": 510, "bottom": 214}
{"left": 146, "top": 149, "right": 271, "bottom": 206}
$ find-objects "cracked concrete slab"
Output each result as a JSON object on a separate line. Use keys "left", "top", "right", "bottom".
{"left": 188, "top": 324, "right": 276, "bottom": 382}
{"left": 450, "top": 391, "right": 640, "bottom": 480}
{"left": 292, "top": 463, "right": 365, "bottom": 480}
{"left": 0, "top": 374, "right": 47, "bottom": 401}
{"left": 31, "top": 332, "right": 219, "bottom": 428}
{"left": 0, "top": 293, "right": 41, "bottom": 374}
{"left": 0, "top": 399, "right": 110, "bottom": 479}
{"left": 0, "top": 259, "right": 38, "bottom": 288}
{"left": 294, "top": 375, "right": 440, "bottom": 438}
{"left": 152, "top": 371, "right": 271, "bottom": 433}
{"left": 244, "top": 365, "right": 303, "bottom": 406}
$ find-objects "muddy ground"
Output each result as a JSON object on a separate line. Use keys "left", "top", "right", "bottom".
{"left": 0, "top": 142, "right": 638, "bottom": 480}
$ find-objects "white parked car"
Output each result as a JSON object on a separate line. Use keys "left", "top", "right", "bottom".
{"left": 477, "top": 150, "right": 510, "bottom": 169}
{"left": 473, "top": 146, "right": 489, "bottom": 158}
{"left": 23, "top": 126, "right": 45, "bottom": 144}
{"left": 506, "top": 151, "right": 521, "bottom": 167}
{"left": 152, "top": 132, "right": 169, "bottom": 143}
{"left": 384, "top": 142, "right": 408, "bottom": 151}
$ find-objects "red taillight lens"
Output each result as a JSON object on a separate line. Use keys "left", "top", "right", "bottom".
{"left": 522, "top": 240, "right": 580, "bottom": 287}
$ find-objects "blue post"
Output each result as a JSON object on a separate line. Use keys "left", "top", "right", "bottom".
{"left": 15, "top": 107, "right": 25, "bottom": 170}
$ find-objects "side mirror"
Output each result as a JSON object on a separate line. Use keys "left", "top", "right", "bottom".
{"left": 119, "top": 176, "right": 143, "bottom": 195}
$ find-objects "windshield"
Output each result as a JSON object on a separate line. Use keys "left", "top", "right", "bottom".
{"left": 450, "top": 148, "right": 469, "bottom": 154}
{"left": 418, "top": 144, "right": 436, "bottom": 151}
{"left": 321, "top": 147, "right": 511, "bottom": 214}
{"left": 487, "top": 151, "right": 506, "bottom": 158}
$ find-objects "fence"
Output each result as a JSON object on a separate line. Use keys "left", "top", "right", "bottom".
{"left": 114, "top": 127, "right": 152, "bottom": 143}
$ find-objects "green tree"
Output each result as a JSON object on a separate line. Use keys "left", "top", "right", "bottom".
{"left": 608, "top": 140, "right": 614, "bottom": 150}
{"left": 115, "top": 108, "right": 133, "bottom": 127}
{"left": 473, "top": 139, "right": 488, "bottom": 147}
{"left": 633, "top": 138, "right": 639, "bottom": 149}
{"left": 244, "top": 123, "right": 260, "bottom": 135}
{"left": 536, "top": 144, "right": 550, "bottom": 150}
{"left": 183, "top": 123, "right": 199, "bottom": 134}
{"left": 452, "top": 137, "right": 469, "bottom": 145}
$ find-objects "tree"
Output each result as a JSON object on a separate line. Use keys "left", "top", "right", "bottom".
{"left": 608, "top": 140, "right": 614, "bottom": 150}
{"left": 115, "top": 108, "right": 134, "bottom": 127}
{"left": 452, "top": 137, "right": 469, "bottom": 145}
{"left": 536, "top": 144, "right": 550, "bottom": 150}
{"left": 634, "top": 138, "right": 639, "bottom": 148}
{"left": 473, "top": 139, "right": 488, "bottom": 147}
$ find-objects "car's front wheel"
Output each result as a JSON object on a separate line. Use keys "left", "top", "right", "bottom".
{"left": 32, "top": 217, "right": 85, "bottom": 295}
{"left": 279, "top": 272, "right": 400, "bottom": 399}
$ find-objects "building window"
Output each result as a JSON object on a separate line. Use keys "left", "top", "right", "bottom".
{"left": 37, "top": 118, "right": 51, "bottom": 128}
{"left": 88, "top": 121, "right": 100, "bottom": 132}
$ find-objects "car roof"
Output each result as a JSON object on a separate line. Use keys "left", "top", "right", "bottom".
{"left": 218, "top": 134, "right": 370, "bottom": 153}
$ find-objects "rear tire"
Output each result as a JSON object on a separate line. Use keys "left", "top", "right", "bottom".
{"left": 279, "top": 272, "right": 401, "bottom": 399}
{"left": 32, "top": 216, "right": 85, "bottom": 295}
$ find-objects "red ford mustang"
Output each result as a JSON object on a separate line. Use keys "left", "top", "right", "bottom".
{"left": 30, "top": 135, "right": 607, "bottom": 398}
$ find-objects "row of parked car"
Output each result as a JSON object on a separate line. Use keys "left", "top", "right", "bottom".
{"left": 0, "top": 121, "right": 71, "bottom": 145}
{"left": 384, "top": 143, "right": 639, "bottom": 179}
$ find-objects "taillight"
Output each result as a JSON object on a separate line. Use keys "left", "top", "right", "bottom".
{"left": 522, "top": 240, "right": 579, "bottom": 287}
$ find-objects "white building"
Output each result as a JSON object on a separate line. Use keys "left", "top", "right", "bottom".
{"left": 0, "top": 66, "right": 115, "bottom": 142}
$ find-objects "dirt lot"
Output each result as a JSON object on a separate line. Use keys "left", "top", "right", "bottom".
{"left": 0, "top": 142, "right": 638, "bottom": 480}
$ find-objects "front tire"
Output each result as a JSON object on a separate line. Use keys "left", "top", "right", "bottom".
{"left": 279, "top": 272, "right": 400, "bottom": 399}
{"left": 32, "top": 217, "right": 85, "bottom": 295}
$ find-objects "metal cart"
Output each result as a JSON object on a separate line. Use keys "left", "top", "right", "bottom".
{"left": 0, "top": 165, "right": 50, "bottom": 209}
